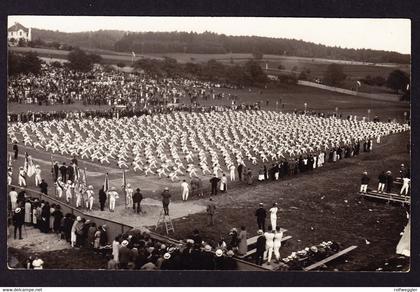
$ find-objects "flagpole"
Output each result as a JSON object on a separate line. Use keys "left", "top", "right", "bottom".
{"left": 123, "top": 170, "right": 127, "bottom": 209}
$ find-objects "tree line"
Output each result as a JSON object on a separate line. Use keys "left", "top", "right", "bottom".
{"left": 30, "top": 29, "right": 410, "bottom": 64}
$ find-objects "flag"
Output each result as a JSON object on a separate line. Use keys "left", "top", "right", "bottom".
{"left": 26, "top": 157, "right": 35, "bottom": 177}
{"left": 104, "top": 173, "right": 109, "bottom": 192}
{"left": 132, "top": 51, "right": 136, "bottom": 57}
{"left": 82, "top": 168, "right": 87, "bottom": 185}
{"left": 122, "top": 170, "right": 127, "bottom": 189}
{"left": 407, "top": 84, "right": 410, "bottom": 91}
{"left": 356, "top": 81, "right": 362, "bottom": 87}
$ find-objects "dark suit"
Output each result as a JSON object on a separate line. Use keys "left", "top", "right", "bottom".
{"left": 256, "top": 235, "right": 266, "bottom": 265}
{"left": 255, "top": 207, "right": 267, "bottom": 231}
{"left": 237, "top": 164, "right": 244, "bottom": 181}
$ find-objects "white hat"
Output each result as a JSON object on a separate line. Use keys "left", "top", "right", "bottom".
{"left": 204, "top": 245, "right": 212, "bottom": 252}
{"left": 163, "top": 253, "right": 171, "bottom": 260}
{"left": 126, "top": 183, "right": 131, "bottom": 188}
{"left": 76, "top": 216, "right": 82, "bottom": 221}
{"left": 15, "top": 208, "right": 21, "bottom": 213}
{"left": 215, "top": 249, "right": 223, "bottom": 257}
{"left": 67, "top": 180, "right": 72, "bottom": 184}
{"left": 88, "top": 185, "right": 93, "bottom": 190}
{"left": 227, "top": 250, "right": 234, "bottom": 257}
{"left": 164, "top": 187, "right": 169, "bottom": 191}
{"left": 122, "top": 240, "right": 129, "bottom": 246}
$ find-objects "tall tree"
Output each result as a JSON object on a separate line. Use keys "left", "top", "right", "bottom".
{"left": 323, "top": 63, "right": 347, "bottom": 86}
{"left": 386, "top": 69, "right": 410, "bottom": 93}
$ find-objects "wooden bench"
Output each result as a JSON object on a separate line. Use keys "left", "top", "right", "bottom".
{"left": 303, "top": 245, "right": 358, "bottom": 271}
{"left": 237, "top": 235, "right": 292, "bottom": 259}
{"left": 361, "top": 191, "right": 410, "bottom": 205}
{"left": 246, "top": 228, "right": 288, "bottom": 246}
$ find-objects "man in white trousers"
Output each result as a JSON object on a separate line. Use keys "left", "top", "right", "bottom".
{"left": 108, "top": 187, "right": 119, "bottom": 212}
{"left": 18, "top": 167, "right": 26, "bottom": 187}
{"left": 400, "top": 177, "right": 410, "bottom": 195}
{"left": 86, "top": 185, "right": 95, "bottom": 210}
{"left": 269, "top": 203, "right": 278, "bottom": 231}
{"left": 181, "top": 179, "right": 189, "bottom": 201}
{"left": 34, "top": 165, "right": 42, "bottom": 186}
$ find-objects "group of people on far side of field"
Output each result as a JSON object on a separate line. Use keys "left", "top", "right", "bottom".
{"left": 359, "top": 163, "right": 410, "bottom": 195}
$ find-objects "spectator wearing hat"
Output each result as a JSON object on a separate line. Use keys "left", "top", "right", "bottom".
{"left": 99, "top": 225, "right": 109, "bottom": 252}
{"left": 224, "top": 250, "right": 238, "bottom": 270}
{"left": 201, "top": 245, "right": 215, "bottom": 270}
{"left": 160, "top": 252, "right": 173, "bottom": 270}
{"left": 161, "top": 187, "right": 171, "bottom": 216}
{"left": 228, "top": 228, "right": 239, "bottom": 251}
{"left": 99, "top": 186, "right": 107, "bottom": 211}
{"left": 206, "top": 197, "right": 216, "bottom": 226}
{"left": 360, "top": 171, "right": 369, "bottom": 194}
{"left": 12, "top": 207, "right": 24, "bottom": 239}
{"left": 214, "top": 249, "right": 225, "bottom": 270}
{"left": 133, "top": 188, "right": 143, "bottom": 214}
{"left": 255, "top": 203, "right": 267, "bottom": 232}
{"left": 255, "top": 230, "right": 266, "bottom": 265}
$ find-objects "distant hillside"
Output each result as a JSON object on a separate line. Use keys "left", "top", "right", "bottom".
{"left": 30, "top": 29, "right": 410, "bottom": 64}
{"left": 31, "top": 28, "right": 126, "bottom": 51}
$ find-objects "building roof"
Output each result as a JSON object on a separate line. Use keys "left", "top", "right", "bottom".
{"left": 8, "top": 22, "right": 29, "bottom": 33}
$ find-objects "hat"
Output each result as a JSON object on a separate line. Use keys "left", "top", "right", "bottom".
{"left": 310, "top": 246, "right": 318, "bottom": 253}
{"left": 110, "top": 186, "right": 116, "bottom": 191}
{"left": 88, "top": 185, "right": 93, "bottom": 190}
{"left": 122, "top": 240, "right": 129, "bottom": 246}
{"left": 215, "top": 249, "right": 223, "bottom": 257}
{"left": 67, "top": 180, "right": 72, "bottom": 184}
{"left": 163, "top": 253, "right": 171, "bottom": 260}
{"left": 102, "top": 224, "right": 107, "bottom": 230}
{"left": 160, "top": 244, "right": 166, "bottom": 250}
{"left": 147, "top": 247, "right": 155, "bottom": 253}
{"left": 76, "top": 216, "right": 82, "bottom": 221}
{"left": 257, "top": 229, "right": 263, "bottom": 235}
{"left": 164, "top": 187, "right": 169, "bottom": 191}
{"left": 227, "top": 250, "right": 235, "bottom": 257}
{"left": 186, "top": 239, "right": 195, "bottom": 244}
{"left": 204, "top": 245, "right": 212, "bottom": 252}
{"left": 15, "top": 208, "right": 21, "bottom": 213}
{"left": 126, "top": 183, "right": 131, "bottom": 188}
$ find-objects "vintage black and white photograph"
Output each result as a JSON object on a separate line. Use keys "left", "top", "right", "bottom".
{"left": 6, "top": 16, "right": 411, "bottom": 272}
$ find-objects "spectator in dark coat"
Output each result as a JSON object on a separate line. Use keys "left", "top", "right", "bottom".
{"left": 39, "top": 179, "right": 48, "bottom": 195}
{"left": 223, "top": 250, "right": 238, "bottom": 270}
{"left": 12, "top": 207, "right": 25, "bottom": 239}
{"left": 51, "top": 205, "right": 63, "bottom": 233}
{"left": 255, "top": 203, "right": 267, "bottom": 232}
{"left": 209, "top": 175, "right": 220, "bottom": 196}
{"left": 201, "top": 245, "right": 215, "bottom": 270}
{"left": 237, "top": 164, "right": 244, "bottom": 181}
{"left": 119, "top": 240, "right": 132, "bottom": 269}
{"left": 40, "top": 202, "right": 50, "bottom": 233}
{"left": 255, "top": 229, "right": 266, "bottom": 265}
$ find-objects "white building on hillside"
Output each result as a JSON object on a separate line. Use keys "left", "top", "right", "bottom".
{"left": 8, "top": 22, "right": 31, "bottom": 45}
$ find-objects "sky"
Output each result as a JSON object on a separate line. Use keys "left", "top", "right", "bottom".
{"left": 8, "top": 16, "right": 411, "bottom": 54}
